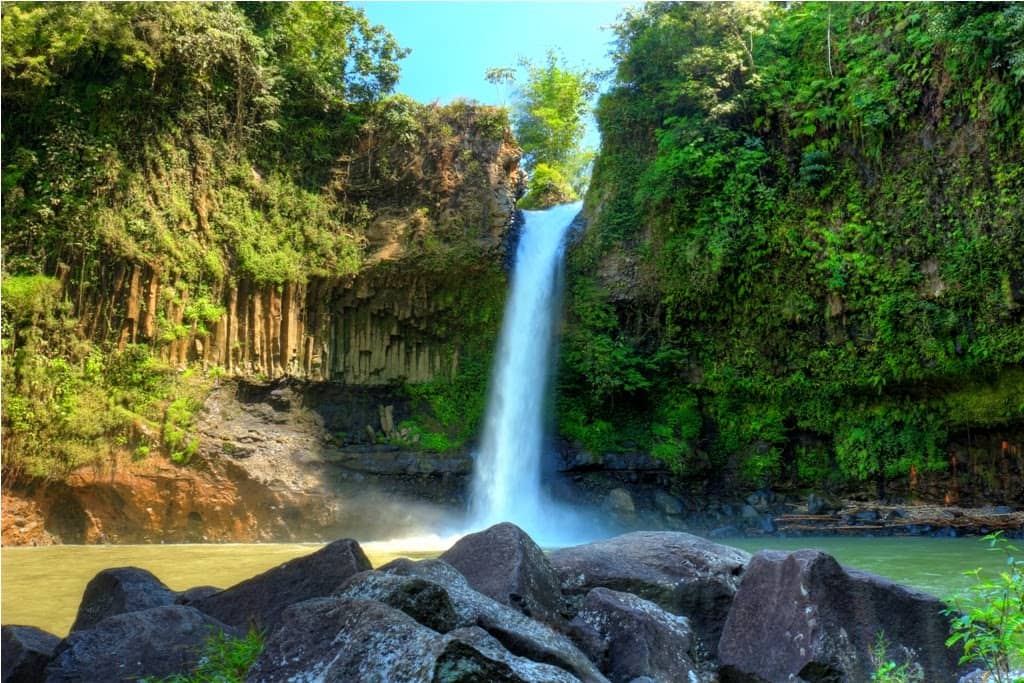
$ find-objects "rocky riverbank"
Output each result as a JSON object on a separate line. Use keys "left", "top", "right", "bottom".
{"left": 2, "top": 523, "right": 988, "bottom": 682}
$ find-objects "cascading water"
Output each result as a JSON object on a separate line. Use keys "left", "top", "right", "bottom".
{"left": 468, "top": 201, "right": 601, "bottom": 544}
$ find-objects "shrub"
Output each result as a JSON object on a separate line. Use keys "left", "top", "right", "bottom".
{"left": 945, "top": 532, "right": 1024, "bottom": 683}
{"left": 146, "top": 628, "right": 263, "bottom": 683}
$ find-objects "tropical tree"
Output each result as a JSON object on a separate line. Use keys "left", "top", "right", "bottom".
{"left": 489, "top": 51, "right": 597, "bottom": 207}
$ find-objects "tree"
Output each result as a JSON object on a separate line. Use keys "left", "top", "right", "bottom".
{"left": 491, "top": 51, "right": 597, "bottom": 207}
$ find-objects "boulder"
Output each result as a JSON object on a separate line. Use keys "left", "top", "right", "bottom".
{"left": 44, "top": 605, "right": 237, "bottom": 682}
{"left": 175, "top": 585, "right": 221, "bottom": 604}
{"left": 335, "top": 570, "right": 460, "bottom": 632}
{"left": 69, "top": 567, "right": 177, "bottom": 632}
{"left": 248, "top": 597, "right": 528, "bottom": 682}
{"left": 549, "top": 531, "right": 749, "bottom": 654}
{"left": 606, "top": 489, "right": 636, "bottom": 515}
{"left": 191, "top": 537, "right": 370, "bottom": 630}
{"left": 447, "top": 627, "right": 583, "bottom": 683}
{"left": 717, "top": 550, "right": 964, "bottom": 683}
{"left": 653, "top": 491, "right": 684, "bottom": 517}
{"left": 380, "top": 558, "right": 609, "bottom": 683}
{"left": 2, "top": 625, "right": 60, "bottom": 683}
{"left": 439, "top": 522, "right": 564, "bottom": 623}
{"left": 570, "top": 587, "right": 697, "bottom": 683}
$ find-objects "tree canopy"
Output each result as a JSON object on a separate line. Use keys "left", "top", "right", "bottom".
{"left": 490, "top": 51, "right": 597, "bottom": 208}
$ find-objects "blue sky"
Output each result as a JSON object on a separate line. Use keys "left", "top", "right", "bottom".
{"left": 354, "top": 2, "right": 635, "bottom": 147}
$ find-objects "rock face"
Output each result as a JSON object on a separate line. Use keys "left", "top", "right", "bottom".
{"left": 717, "top": 549, "right": 964, "bottom": 683}
{"left": 68, "top": 567, "right": 177, "bottom": 632}
{"left": 249, "top": 598, "right": 528, "bottom": 683}
{"left": 439, "top": 522, "right": 565, "bottom": 623}
{"left": 570, "top": 587, "right": 698, "bottom": 683}
{"left": 2, "top": 625, "right": 60, "bottom": 683}
{"left": 335, "top": 571, "right": 461, "bottom": 633}
{"left": 549, "top": 531, "right": 750, "bottom": 655}
{"left": 190, "top": 538, "right": 371, "bottom": 631}
{"left": 71, "top": 106, "right": 524, "bottom": 384}
{"left": 379, "top": 558, "right": 609, "bottom": 683}
{"left": 44, "top": 605, "right": 237, "bottom": 683}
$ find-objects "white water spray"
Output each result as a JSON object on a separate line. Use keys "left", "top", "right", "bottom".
{"left": 468, "top": 202, "right": 603, "bottom": 544}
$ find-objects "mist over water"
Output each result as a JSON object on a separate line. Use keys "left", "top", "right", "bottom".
{"left": 467, "top": 202, "right": 608, "bottom": 546}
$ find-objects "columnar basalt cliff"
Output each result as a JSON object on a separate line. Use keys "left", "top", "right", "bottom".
{"left": 68, "top": 108, "right": 524, "bottom": 384}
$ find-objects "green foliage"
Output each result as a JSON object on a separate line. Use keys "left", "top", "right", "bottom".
{"left": 945, "top": 533, "right": 1024, "bottom": 683}
{"left": 1, "top": 275, "right": 62, "bottom": 325}
{"left": 1, "top": 1, "right": 402, "bottom": 283}
{"left": 517, "top": 162, "right": 577, "bottom": 210}
{"left": 401, "top": 264, "right": 507, "bottom": 452}
{"left": 391, "top": 420, "right": 455, "bottom": 453}
{"left": 649, "top": 389, "right": 702, "bottom": 473}
{"left": 494, "top": 51, "right": 596, "bottom": 207}
{"left": 566, "top": 1, "right": 1024, "bottom": 489}
{"left": 147, "top": 628, "right": 264, "bottom": 683}
{"left": 869, "top": 632, "right": 923, "bottom": 683}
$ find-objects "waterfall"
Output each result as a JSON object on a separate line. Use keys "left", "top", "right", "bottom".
{"left": 468, "top": 201, "right": 583, "bottom": 542}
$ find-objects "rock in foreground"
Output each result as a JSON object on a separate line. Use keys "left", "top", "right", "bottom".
{"left": 189, "top": 537, "right": 371, "bottom": 630}
{"left": 717, "top": 549, "right": 964, "bottom": 682}
{"left": 2, "top": 625, "right": 61, "bottom": 683}
{"left": 0, "top": 525, "right": 975, "bottom": 683}
{"left": 550, "top": 530, "right": 750, "bottom": 654}
{"left": 45, "top": 605, "right": 237, "bottom": 682}
{"left": 68, "top": 567, "right": 177, "bottom": 632}
{"left": 570, "top": 587, "right": 698, "bottom": 683}
{"left": 249, "top": 598, "right": 530, "bottom": 682}
{"left": 439, "top": 521, "right": 565, "bottom": 623}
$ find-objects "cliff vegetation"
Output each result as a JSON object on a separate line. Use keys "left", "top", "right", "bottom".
{"left": 564, "top": 2, "right": 1024, "bottom": 499}
{"left": 1, "top": 2, "right": 519, "bottom": 482}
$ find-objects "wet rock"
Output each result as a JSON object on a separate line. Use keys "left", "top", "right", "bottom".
{"left": 45, "top": 605, "right": 237, "bottom": 683}
{"left": 380, "top": 558, "right": 608, "bottom": 682}
{"left": 439, "top": 522, "right": 564, "bottom": 623}
{"left": 248, "top": 597, "right": 527, "bottom": 683}
{"left": 606, "top": 488, "right": 636, "bottom": 515}
{"left": 191, "top": 538, "right": 371, "bottom": 631}
{"left": 807, "top": 493, "right": 834, "bottom": 515}
{"left": 746, "top": 490, "right": 772, "bottom": 513}
{"left": 549, "top": 531, "right": 749, "bottom": 654}
{"left": 69, "top": 567, "right": 177, "bottom": 632}
{"left": 570, "top": 587, "right": 697, "bottom": 683}
{"left": 335, "top": 570, "right": 460, "bottom": 633}
{"left": 717, "top": 549, "right": 963, "bottom": 683}
{"left": 448, "top": 627, "right": 583, "bottom": 683}
{"left": 653, "top": 491, "right": 684, "bottom": 517}
{"left": 855, "top": 509, "right": 880, "bottom": 522}
{"left": 175, "top": 585, "right": 221, "bottom": 604}
{"left": 2, "top": 625, "right": 60, "bottom": 683}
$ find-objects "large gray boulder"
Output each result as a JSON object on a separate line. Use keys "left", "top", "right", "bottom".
{"left": 2, "top": 625, "right": 60, "bottom": 683}
{"left": 570, "top": 587, "right": 698, "bottom": 683}
{"left": 190, "top": 537, "right": 371, "bottom": 630}
{"left": 380, "top": 558, "right": 609, "bottom": 683}
{"left": 45, "top": 605, "right": 237, "bottom": 682}
{"left": 717, "top": 550, "right": 964, "bottom": 683}
{"left": 446, "top": 627, "right": 582, "bottom": 683}
{"left": 69, "top": 567, "right": 177, "bottom": 632}
{"left": 439, "top": 522, "right": 565, "bottom": 623}
{"left": 335, "top": 570, "right": 461, "bottom": 633}
{"left": 247, "top": 597, "right": 529, "bottom": 682}
{"left": 549, "top": 531, "right": 750, "bottom": 654}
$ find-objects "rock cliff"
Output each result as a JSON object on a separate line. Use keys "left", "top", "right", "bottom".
{"left": 74, "top": 105, "right": 524, "bottom": 384}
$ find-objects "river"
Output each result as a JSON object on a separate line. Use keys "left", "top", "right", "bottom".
{"left": 1, "top": 535, "right": 1002, "bottom": 637}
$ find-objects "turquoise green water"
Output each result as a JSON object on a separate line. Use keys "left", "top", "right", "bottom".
{"left": 1, "top": 536, "right": 1004, "bottom": 637}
